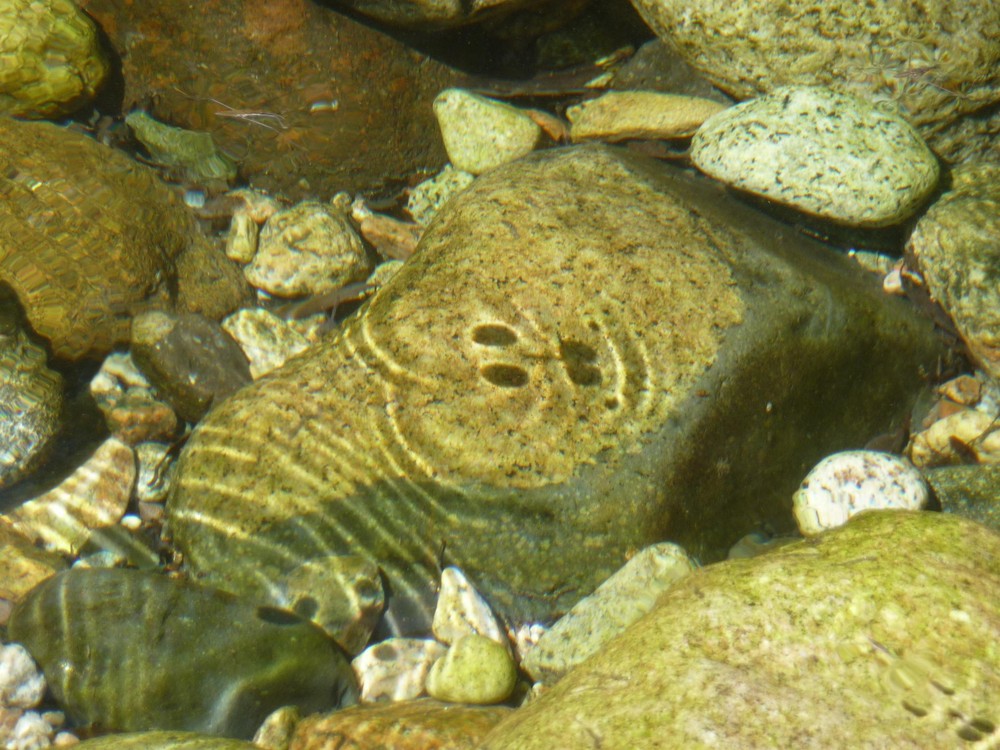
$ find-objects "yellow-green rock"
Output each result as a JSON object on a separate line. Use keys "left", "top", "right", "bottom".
{"left": 0, "top": 0, "right": 109, "bottom": 117}
{"left": 73, "top": 731, "right": 258, "bottom": 749}
{"left": 480, "top": 511, "right": 1000, "bottom": 748}
{"left": 425, "top": 634, "right": 517, "bottom": 705}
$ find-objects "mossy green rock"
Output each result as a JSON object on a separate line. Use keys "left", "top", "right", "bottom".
{"left": 169, "top": 144, "right": 942, "bottom": 636}
{"left": 73, "top": 732, "right": 257, "bottom": 750}
{"left": 425, "top": 634, "right": 517, "bottom": 705}
{"left": 481, "top": 511, "right": 1000, "bottom": 749}
{"left": 7, "top": 569, "right": 358, "bottom": 738}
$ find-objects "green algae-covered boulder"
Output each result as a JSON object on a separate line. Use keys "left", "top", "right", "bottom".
{"left": 169, "top": 144, "right": 942, "bottom": 636}
{"left": 73, "top": 731, "right": 258, "bottom": 750}
{"left": 481, "top": 510, "right": 1000, "bottom": 749}
{"left": 7, "top": 569, "right": 358, "bottom": 738}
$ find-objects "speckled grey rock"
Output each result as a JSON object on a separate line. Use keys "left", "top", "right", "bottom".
{"left": 630, "top": 0, "right": 1000, "bottom": 164}
{"left": 480, "top": 511, "right": 1000, "bottom": 749}
{"left": 168, "top": 145, "right": 943, "bottom": 638}
{"left": 7, "top": 569, "right": 358, "bottom": 738}
{"left": 522, "top": 542, "right": 695, "bottom": 685}
{"left": 130, "top": 311, "right": 252, "bottom": 423}
{"left": 907, "top": 162, "right": 1000, "bottom": 380}
{"left": 72, "top": 732, "right": 258, "bottom": 749}
{"left": 925, "top": 464, "right": 1000, "bottom": 534}
{"left": 0, "top": 294, "right": 62, "bottom": 490}
{"left": 691, "top": 86, "right": 940, "bottom": 226}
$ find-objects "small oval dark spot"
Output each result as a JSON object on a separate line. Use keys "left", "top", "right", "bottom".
{"left": 969, "top": 718, "right": 996, "bottom": 734}
{"left": 481, "top": 363, "right": 529, "bottom": 388}
{"left": 472, "top": 324, "right": 518, "bottom": 346}
{"left": 560, "top": 338, "right": 601, "bottom": 386}
{"left": 293, "top": 596, "right": 319, "bottom": 620}
{"left": 605, "top": 397, "right": 620, "bottom": 410}
{"left": 373, "top": 643, "right": 399, "bottom": 661}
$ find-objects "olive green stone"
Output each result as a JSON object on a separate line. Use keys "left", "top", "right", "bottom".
{"left": 73, "top": 731, "right": 258, "bottom": 750}
{"left": 169, "top": 144, "right": 942, "bottom": 636}
{"left": 480, "top": 511, "right": 1000, "bottom": 749}
{"left": 925, "top": 464, "right": 1000, "bottom": 534}
{"left": 7, "top": 568, "right": 358, "bottom": 739}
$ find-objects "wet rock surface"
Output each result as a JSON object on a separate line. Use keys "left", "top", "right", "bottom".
{"left": 926, "top": 465, "right": 1000, "bottom": 533}
{"left": 7, "top": 568, "right": 359, "bottom": 739}
{"left": 72, "top": 732, "right": 259, "bottom": 749}
{"left": 80, "top": 0, "right": 461, "bottom": 199}
{"left": 169, "top": 144, "right": 942, "bottom": 637}
{"left": 480, "top": 511, "right": 1000, "bottom": 749}
{"left": 907, "top": 162, "right": 1000, "bottom": 380}
{"left": 630, "top": 0, "right": 1000, "bottom": 163}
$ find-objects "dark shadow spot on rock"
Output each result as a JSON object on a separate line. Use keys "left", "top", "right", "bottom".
{"left": 481, "top": 363, "right": 528, "bottom": 388}
{"left": 292, "top": 596, "right": 319, "bottom": 620}
{"left": 472, "top": 324, "right": 518, "bottom": 346}
{"left": 256, "top": 605, "right": 304, "bottom": 626}
{"left": 560, "top": 338, "right": 602, "bottom": 386}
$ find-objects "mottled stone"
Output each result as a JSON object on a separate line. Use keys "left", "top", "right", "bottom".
{"left": 131, "top": 311, "right": 252, "bottom": 423}
{"left": 0, "top": 294, "right": 62, "bottom": 490}
{"left": 522, "top": 542, "right": 695, "bottom": 685}
{"left": 568, "top": 90, "right": 726, "bottom": 142}
{"left": 0, "top": 118, "right": 198, "bottom": 360}
{"left": 72, "top": 731, "right": 259, "bottom": 749}
{"left": 433, "top": 567, "right": 506, "bottom": 648}
{"left": 0, "top": 706, "right": 63, "bottom": 749}
{"left": 793, "top": 450, "right": 929, "bottom": 535}
{"left": 224, "top": 208, "right": 259, "bottom": 264}
{"left": 169, "top": 145, "right": 942, "bottom": 637}
{"left": 0, "top": 519, "right": 65, "bottom": 614}
{"left": 246, "top": 201, "right": 371, "bottom": 298}
{"left": 126, "top": 111, "right": 238, "bottom": 188}
{"left": 909, "top": 408, "right": 1000, "bottom": 468}
{"left": 0, "top": 643, "right": 45, "bottom": 709}
{"left": 425, "top": 634, "right": 517, "bottom": 705}
{"left": 907, "top": 162, "right": 1000, "bottom": 380}
{"left": 352, "top": 638, "right": 447, "bottom": 703}
{"left": 221, "top": 308, "right": 311, "bottom": 380}
{"left": 0, "top": 0, "right": 108, "bottom": 117}
{"left": 290, "top": 699, "right": 511, "bottom": 750}
{"left": 80, "top": 0, "right": 460, "bottom": 200}
{"left": 480, "top": 511, "right": 1000, "bottom": 749}
{"left": 926, "top": 464, "right": 1000, "bottom": 533}
{"left": 691, "top": 86, "right": 939, "bottom": 226}
{"left": 433, "top": 89, "right": 542, "bottom": 174}
{"left": 8, "top": 569, "right": 358, "bottom": 738}
{"left": 406, "top": 165, "right": 475, "bottom": 226}
{"left": 252, "top": 706, "right": 299, "bottom": 750}
{"left": 630, "top": 0, "right": 1000, "bottom": 164}
{"left": 91, "top": 352, "right": 179, "bottom": 445}
{"left": 6, "top": 438, "right": 135, "bottom": 556}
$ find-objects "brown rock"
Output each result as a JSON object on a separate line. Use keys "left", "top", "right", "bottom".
{"left": 289, "top": 699, "right": 512, "bottom": 750}
{"left": 81, "top": 0, "right": 461, "bottom": 199}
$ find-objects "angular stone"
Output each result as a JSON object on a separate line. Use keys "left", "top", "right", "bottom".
{"left": 0, "top": 518, "right": 65, "bottom": 616}
{"left": 126, "top": 111, "right": 238, "bottom": 188}
{"left": 629, "top": 0, "right": 1000, "bottom": 164}
{"left": 907, "top": 162, "right": 1000, "bottom": 380}
{"left": 522, "top": 542, "right": 695, "bottom": 684}
{"left": 7, "top": 569, "right": 358, "bottom": 739}
{"left": 289, "top": 699, "right": 511, "bottom": 750}
{"left": 169, "top": 145, "right": 942, "bottom": 637}
{"left": 221, "top": 308, "right": 311, "bottom": 380}
{"left": 691, "top": 86, "right": 939, "bottom": 226}
{"left": 433, "top": 567, "right": 507, "bottom": 648}
{"left": 425, "top": 634, "right": 517, "bottom": 705}
{"left": 926, "top": 464, "right": 1000, "bottom": 533}
{"left": 352, "top": 638, "right": 447, "bottom": 703}
{"left": 568, "top": 90, "right": 726, "bottom": 142}
{"left": 479, "top": 511, "right": 1000, "bottom": 749}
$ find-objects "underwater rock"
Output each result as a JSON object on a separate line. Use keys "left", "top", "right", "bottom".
{"left": 0, "top": 118, "right": 194, "bottom": 360}
{"left": 425, "top": 634, "right": 517, "bottom": 705}
{"left": 568, "top": 90, "right": 726, "bottom": 143}
{"left": 80, "top": 0, "right": 460, "bottom": 199}
{"left": 691, "top": 86, "right": 939, "bottom": 227}
{"left": 72, "top": 732, "right": 259, "bottom": 749}
{"left": 629, "top": 0, "right": 1000, "bottom": 164}
{"left": 168, "top": 144, "right": 942, "bottom": 637}
{"left": 907, "top": 162, "right": 1000, "bottom": 381}
{"left": 0, "top": 0, "right": 108, "bottom": 117}
{"left": 0, "top": 292, "right": 62, "bottom": 490}
{"left": 433, "top": 567, "right": 507, "bottom": 649}
{"left": 925, "top": 464, "right": 1000, "bottom": 533}
{"left": 0, "top": 519, "right": 65, "bottom": 617}
{"left": 125, "top": 111, "right": 238, "bottom": 188}
{"left": 8, "top": 569, "right": 358, "bottom": 738}
{"left": 289, "top": 699, "right": 511, "bottom": 750}
{"left": 479, "top": 511, "right": 1000, "bottom": 749}
{"left": 352, "top": 638, "right": 447, "bottom": 703}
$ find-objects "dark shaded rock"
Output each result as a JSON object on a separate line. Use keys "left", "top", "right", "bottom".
{"left": 73, "top": 731, "right": 258, "bottom": 749}
{"left": 130, "top": 312, "right": 252, "bottom": 423}
{"left": 925, "top": 464, "right": 1000, "bottom": 533}
{"left": 481, "top": 511, "right": 1000, "bottom": 749}
{"left": 168, "top": 144, "right": 942, "bottom": 637}
{"left": 290, "top": 699, "right": 511, "bottom": 750}
{"left": 81, "top": 0, "right": 461, "bottom": 199}
{"left": 7, "top": 568, "right": 358, "bottom": 739}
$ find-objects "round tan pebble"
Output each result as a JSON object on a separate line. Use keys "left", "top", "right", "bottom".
{"left": 425, "top": 634, "right": 517, "bottom": 705}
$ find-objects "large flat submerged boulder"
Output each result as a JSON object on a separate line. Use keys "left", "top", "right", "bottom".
{"left": 480, "top": 511, "right": 1000, "bottom": 749}
{"left": 169, "top": 145, "right": 942, "bottom": 635}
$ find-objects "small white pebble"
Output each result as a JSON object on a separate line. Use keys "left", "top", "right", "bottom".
{"left": 0, "top": 644, "right": 46, "bottom": 709}
{"left": 120, "top": 514, "right": 142, "bottom": 532}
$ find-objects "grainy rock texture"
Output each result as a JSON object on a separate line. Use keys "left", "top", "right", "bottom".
{"left": 0, "top": 118, "right": 191, "bottom": 359}
{"left": 480, "top": 511, "right": 1000, "bottom": 749}
{"left": 0, "top": 519, "right": 65, "bottom": 609}
{"left": 72, "top": 732, "right": 259, "bottom": 749}
{"left": 169, "top": 145, "right": 942, "bottom": 637}
{"left": 289, "top": 699, "right": 511, "bottom": 750}
{"left": 80, "top": 0, "right": 461, "bottom": 199}
{"left": 0, "top": 0, "right": 109, "bottom": 117}
{"left": 907, "top": 162, "right": 1000, "bottom": 380}
{"left": 630, "top": 0, "right": 1000, "bottom": 164}
{"left": 691, "top": 86, "right": 939, "bottom": 226}
{"left": 926, "top": 464, "right": 1000, "bottom": 534}
{"left": 8, "top": 569, "right": 358, "bottom": 739}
